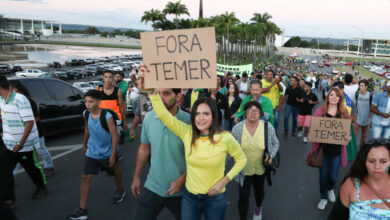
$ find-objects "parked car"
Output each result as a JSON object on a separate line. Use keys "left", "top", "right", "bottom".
{"left": 0, "top": 65, "right": 12, "bottom": 74}
{"left": 73, "top": 68, "right": 86, "bottom": 78}
{"left": 89, "top": 81, "right": 103, "bottom": 87}
{"left": 73, "top": 82, "right": 94, "bottom": 93}
{"left": 318, "top": 63, "right": 324, "bottom": 68}
{"left": 345, "top": 62, "right": 353, "bottom": 66}
{"left": 39, "top": 73, "right": 60, "bottom": 79}
{"left": 96, "top": 67, "right": 107, "bottom": 74}
{"left": 332, "top": 69, "right": 339, "bottom": 74}
{"left": 83, "top": 67, "right": 97, "bottom": 76}
{"left": 386, "top": 73, "right": 390, "bottom": 79}
{"left": 15, "top": 69, "right": 46, "bottom": 77}
{"left": 9, "top": 78, "right": 86, "bottom": 136}
{"left": 49, "top": 62, "right": 61, "bottom": 68}
{"left": 311, "top": 60, "right": 318, "bottom": 64}
{"left": 70, "top": 59, "right": 80, "bottom": 66}
{"left": 12, "top": 65, "right": 23, "bottom": 73}
{"left": 53, "top": 70, "right": 70, "bottom": 80}
{"left": 323, "top": 61, "right": 331, "bottom": 66}
{"left": 85, "top": 58, "right": 95, "bottom": 64}
{"left": 67, "top": 70, "right": 82, "bottom": 79}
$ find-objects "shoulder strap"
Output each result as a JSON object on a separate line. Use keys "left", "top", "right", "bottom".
{"left": 264, "top": 121, "right": 269, "bottom": 154}
{"left": 363, "top": 181, "right": 390, "bottom": 208}
{"left": 84, "top": 111, "right": 90, "bottom": 125}
{"left": 99, "top": 109, "right": 109, "bottom": 132}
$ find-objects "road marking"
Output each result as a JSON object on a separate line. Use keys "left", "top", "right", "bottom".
{"left": 15, "top": 144, "right": 83, "bottom": 175}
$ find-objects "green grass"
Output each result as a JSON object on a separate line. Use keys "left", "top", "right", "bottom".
{"left": 39, "top": 41, "right": 142, "bottom": 49}
{"left": 335, "top": 65, "right": 385, "bottom": 81}
{"left": 342, "top": 56, "right": 390, "bottom": 63}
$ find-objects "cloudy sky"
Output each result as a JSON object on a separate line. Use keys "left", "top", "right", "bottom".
{"left": 1, "top": 0, "right": 390, "bottom": 39}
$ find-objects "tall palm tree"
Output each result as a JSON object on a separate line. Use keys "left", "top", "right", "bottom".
{"left": 163, "top": 0, "right": 190, "bottom": 29}
{"left": 199, "top": 0, "right": 203, "bottom": 19}
{"left": 219, "top": 12, "right": 239, "bottom": 61}
{"left": 141, "top": 9, "right": 165, "bottom": 30}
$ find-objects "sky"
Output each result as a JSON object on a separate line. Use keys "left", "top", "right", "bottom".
{"left": 1, "top": 0, "right": 390, "bottom": 39}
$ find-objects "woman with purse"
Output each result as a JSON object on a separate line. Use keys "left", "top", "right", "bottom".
{"left": 328, "top": 138, "right": 390, "bottom": 219}
{"left": 307, "top": 87, "right": 351, "bottom": 210}
{"left": 232, "top": 101, "right": 279, "bottom": 220}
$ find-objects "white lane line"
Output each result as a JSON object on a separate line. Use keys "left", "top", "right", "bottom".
{"left": 15, "top": 144, "right": 83, "bottom": 175}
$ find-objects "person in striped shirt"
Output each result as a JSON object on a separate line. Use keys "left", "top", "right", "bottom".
{"left": 0, "top": 76, "right": 47, "bottom": 208}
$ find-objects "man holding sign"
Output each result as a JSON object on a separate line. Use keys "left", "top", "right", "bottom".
{"left": 307, "top": 87, "right": 351, "bottom": 211}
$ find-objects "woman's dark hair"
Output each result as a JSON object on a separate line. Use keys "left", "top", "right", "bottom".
{"left": 190, "top": 97, "right": 223, "bottom": 155}
{"left": 343, "top": 139, "right": 390, "bottom": 183}
{"left": 228, "top": 83, "right": 239, "bottom": 97}
{"left": 244, "top": 101, "right": 264, "bottom": 117}
{"left": 9, "top": 80, "right": 31, "bottom": 97}
{"left": 217, "top": 75, "right": 224, "bottom": 88}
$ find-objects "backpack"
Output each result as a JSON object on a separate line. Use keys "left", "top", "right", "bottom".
{"left": 84, "top": 109, "right": 122, "bottom": 134}
{"left": 263, "top": 121, "right": 281, "bottom": 186}
{"left": 355, "top": 91, "right": 373, "bottom": 107}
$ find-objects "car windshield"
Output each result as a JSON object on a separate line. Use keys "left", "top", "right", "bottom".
{"left": 79, "top": 83, "right": 90, "bottom": 88}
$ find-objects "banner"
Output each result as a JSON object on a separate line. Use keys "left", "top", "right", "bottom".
{"left": 140, "top": 27, "right": 217, "bottom": 89}
{"left": 309, "top": 117, "right": 351, "bottom": 145}
{"left": 216, "top": 63, "right": 253, "bottom": 77}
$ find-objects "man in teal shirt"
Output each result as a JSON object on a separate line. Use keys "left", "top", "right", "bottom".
{"left": 131, "top": 88, "right": 190, "bottom": 220}
{"left": 115, "top": 72, "right": 129, "bottom": 143}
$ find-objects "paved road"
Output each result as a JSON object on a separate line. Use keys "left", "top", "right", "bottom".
{"left": 11, "top": 92, "right": 365, "bottom": 220}
{"left": 10, "top": 57, "right": 366, "bottom": 220}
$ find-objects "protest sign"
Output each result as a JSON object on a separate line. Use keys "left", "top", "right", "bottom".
{"left": 140, "top": 27, "right": 217, "bottom": 89}
{"left": 309, "top": 117, "right": 351, "bottom": 145}
{"left": 217, "top": 63, "right": 253, "bottom": 77}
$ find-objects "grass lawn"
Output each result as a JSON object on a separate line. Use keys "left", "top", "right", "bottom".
{"left": 335, "top": 65, "right": 385, "bottom": 80}
{"left": 342, "top": 56, "right": 390, "bottom": 63}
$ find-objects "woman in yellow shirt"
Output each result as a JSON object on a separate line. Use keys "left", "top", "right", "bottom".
{"left": 149, "top": 91, "right": 247, "bottom": 220}
{"left": 232, "top": 101, "right": 279, "bottom": 220}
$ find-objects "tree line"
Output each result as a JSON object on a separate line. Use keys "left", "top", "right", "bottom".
{"left": 284, "top": 36, "right": 358, "bottom": 51}
{"left": 141, "top": 0, "right": 282, "bottom": 65}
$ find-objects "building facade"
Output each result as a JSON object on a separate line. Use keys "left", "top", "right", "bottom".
{"left": 0, "top": 16, "right": 62, "bottom": 37}
{"left": 358, "top": 38, "right": 390, "bottom": 57}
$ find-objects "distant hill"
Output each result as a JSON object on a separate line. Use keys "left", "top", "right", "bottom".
{"left": 53, "top": 24, "right": 145, "bottom": 32}
{"left": 300, "top": 36, "right": 358, "bottom": 45}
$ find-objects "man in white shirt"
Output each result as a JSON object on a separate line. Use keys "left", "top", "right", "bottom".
{"left": 344, "top": 74, "right": 359, "bottom": 124}
{"left": 305, "top": 72, "right": 317, "bottom": 93}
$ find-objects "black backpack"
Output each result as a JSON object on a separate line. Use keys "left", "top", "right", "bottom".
{"left": 84, "top": 109, "right": 121, "bottom": 133}
{"left": 355, "top": 91, "right": 373, "bottom": 107}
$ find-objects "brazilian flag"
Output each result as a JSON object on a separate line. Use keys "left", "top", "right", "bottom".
{"left": 344, "top": 93, "right": 358, "bottom": 161}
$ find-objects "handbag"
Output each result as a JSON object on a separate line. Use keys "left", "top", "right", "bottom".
{"left": 263, "top": 121, "right": 281, "bottom": 174}
{"left": 306, "top": 145, "right": 323, "bottom": 168}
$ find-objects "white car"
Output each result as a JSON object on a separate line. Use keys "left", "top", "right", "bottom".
{"left": 311, "top": 60, "right": 318, "bottom": 64}
{"left": 363, "top": 64, "right": 371, "bottom": 69}
{"left": 110, "top": 65, "right": 123, "bottom": 72}
{"left": 15, "top": 69, "right": 46, "bottom": 77}
{"left": 386, "top": 73, "right": 390, "bottom": 79}
{"left": 332, "top": 69, "right": 339, "bottom": 74}
{"left": 73, "top": 82, "right": 94, "bottom": 93}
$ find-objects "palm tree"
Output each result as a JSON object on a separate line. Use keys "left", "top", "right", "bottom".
{"left": 141, "top": 9, "right": 165, "bottom": 30}
{"left": 219, "top": 12, "right": 239, "bottom": 62}
{"left": 163, "top": 0, "right": 190, "bottom": 29}
{"left": 250, "top": 12, "right": 272, "bottom": 24}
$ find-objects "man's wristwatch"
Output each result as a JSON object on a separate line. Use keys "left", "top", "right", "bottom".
{"left": 17, "top": 142, "right": 24, "bottom": 148}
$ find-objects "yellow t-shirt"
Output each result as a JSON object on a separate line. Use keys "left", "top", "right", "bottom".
{"left": 190, "top": 90, "right": 200, "bottom": 109}
{"left": 261, "top": 79, "right": 279, "bottom": 109}
{"left": 241, "top": 123, "right": 266, "bottom": 176}
{"left": 150, "top": 94, "right": 247, "bottom": 195}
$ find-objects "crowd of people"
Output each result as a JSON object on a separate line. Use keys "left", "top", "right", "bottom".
{"left": 0, "top": 56, "right": 389, "bottom": 220}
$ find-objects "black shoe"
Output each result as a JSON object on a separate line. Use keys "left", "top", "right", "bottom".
{"left": 66, "top": 208, "right": 88, "bottom": 220}
{"left": 113, "top": 189, "right": 125, "bottom": 204}
{"left": 32, "top": 186, "right": 47, "bottom": 199}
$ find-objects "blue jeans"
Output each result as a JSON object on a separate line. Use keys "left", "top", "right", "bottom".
{"left": 223, "top": 118, "right": 234, "bottom": 131}
{"left": 319, "top": 155, "right": 341, "bottom": 199}
{"left": 274, "top": 108, "right": 280, "bottom": 132}
{"left": 283, "top": 104, "right": 299, "bottom": 133}
{"left": 371, "top": 123, "right": 390, "bottom": 139}
{"left": 181, "top": 188, "right": 227, "bottom": 220}
{"left": 36, "top": 137, "right": 54, "bottom": 169}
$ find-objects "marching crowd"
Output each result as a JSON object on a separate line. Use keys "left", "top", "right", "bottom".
{"left": 0, "top": 56, "right": 389, "bottom": 220}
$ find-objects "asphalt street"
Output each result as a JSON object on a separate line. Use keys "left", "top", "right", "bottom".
{"left": 9, "top": 57, "right": 365, "bottom": 220}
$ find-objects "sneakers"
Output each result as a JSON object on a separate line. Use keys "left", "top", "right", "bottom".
{"left": 303, "top": 136, "right": 308, "bottom": 143}
{"left": 328, "top": 190, "right": 336, "bottom": 202}
{"left": 297, "top": 129, "right": 304, "bottom": 137}
{"left": 66, "top": 208, "right": 88, "bottom": 220}
{"left": 253, "top": 207, "right": 262, "bottom": 220}
{"left": 317, "top": 199, "right": 328, "bottom": 210}
{"left": 44, "top": 168, "right": 55, "bottom": 178}
{"left": 31, "top": 186, "right": 48, "bottom": 199}
{"left": 113, "top": 189, "right": 125, "bottom": 204}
